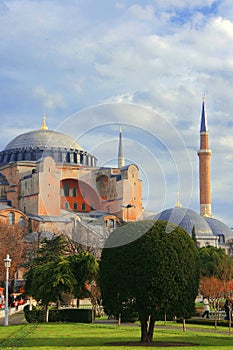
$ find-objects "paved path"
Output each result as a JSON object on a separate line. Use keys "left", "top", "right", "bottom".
{"left": 0, "top": 310, "right": 27, "bottom": 325}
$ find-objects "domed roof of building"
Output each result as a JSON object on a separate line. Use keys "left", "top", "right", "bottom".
{"left": 154, "top": 207, "right": 213, "bottom": 237}
{"left": 205, "top": 217, "right": 233, "bottom": 242}
{"left": 0, "top": 116, "right": 97, "bottom": 167}
{"left": 4, "top": 129, "right": 82, "bottom": 151}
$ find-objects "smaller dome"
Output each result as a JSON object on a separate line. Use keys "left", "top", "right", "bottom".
{"left": 154, "top": 207, "right": 213, "bottom": 237}
{"left": 205, "top": 217, "right": 233, "bottom": 242}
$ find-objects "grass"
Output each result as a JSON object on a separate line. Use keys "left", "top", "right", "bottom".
{"left": 0, "top": 321, "right": 233, "bottom": 349}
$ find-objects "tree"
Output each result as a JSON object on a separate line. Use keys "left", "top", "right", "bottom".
{"left": 24, "top": 234, "right": 98, "bottom": 322}
{"left": 24, "top": 255, "right": 76, "bottom": 322}
{"left": 0, "top": 223, "right": 27, "bottom": 282}
{"left": 199, "top": 246, "right": 233, "bottom": 285}
{"left": 68, "top": 251, "right": 99, "bottom": 305}
{"left": 191, "top": 225, "right": 198, "bottom": 247}
{"left": 100, "top": 220, "right": 200, "bottom": 344}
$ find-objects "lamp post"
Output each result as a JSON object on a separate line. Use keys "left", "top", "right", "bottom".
{"left": 4, "top": 254, "right": 11, "bottom": 326}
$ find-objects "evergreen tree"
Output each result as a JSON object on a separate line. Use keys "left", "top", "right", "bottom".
{"left": 100, "top": 220, "right": 200, "bottom": 344}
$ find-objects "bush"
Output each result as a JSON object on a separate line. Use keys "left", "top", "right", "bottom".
{"left": 24, "top": 308, "right": 92, "bottom": 323}
{"left": 121, "top": 309, "right": 138, "bottom": 323}
{"left": 24, "top": 309, "right": 44, "bottom": 323}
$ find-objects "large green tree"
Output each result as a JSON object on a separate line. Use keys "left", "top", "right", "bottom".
{"left": 24, "top": 235, "right": 98, "bottom": 322}
{"left": 100, "top": 220, "right": 200, "bottom": 344}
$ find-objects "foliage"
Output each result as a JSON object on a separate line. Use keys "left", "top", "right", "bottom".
{"left": 24, "top": 255, "right": 76, "bottom": 321}
{"left": 191, "top": 225, "right": 198, "bottom": 247}
{"left": 0, "top": 223, "right": 27, "bottom": 281}
{"left": 68, "top": 251, "right": 99, "bottom": 301}
{"left": 24, "top": 234, "right": 98, "bottom": 322}
{"left": 199, "top": 246, "right": 233, "bottom": 282}
{"left": 24, "top": 308, "right": 92, "bottom": 323}
{"left": 100, "top": 220, "right": 200, "bottom": 343}
{"left": 199, "top": 276, "right": 224, "bottom": 300}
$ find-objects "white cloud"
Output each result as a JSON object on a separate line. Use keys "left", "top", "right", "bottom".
{"left": 33, "top": 85, "right": 66, "bottom": 109}
{"left": 127, "top": 4, "right": 155, "bottom": 20}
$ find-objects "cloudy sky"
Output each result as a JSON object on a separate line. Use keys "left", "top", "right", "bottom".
{"left": 0, "top": 0, "right": 233, "bottom": 227}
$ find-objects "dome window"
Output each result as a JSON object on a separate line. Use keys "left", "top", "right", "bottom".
{"left": 218, "top": 234, "right": 225, "bottom": 243}
{"left": 8, "top": 212, "right": 15, "bottom": 225}
{"left": 19, "top": 216, "right": 25, "bottom": 227}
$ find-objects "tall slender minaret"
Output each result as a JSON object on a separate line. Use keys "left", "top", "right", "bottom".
{"left": 118, "top": 127, "right": 125, "bottom": 168}
{"left": 197, "top": 97, "right": 212, "bottom": 217}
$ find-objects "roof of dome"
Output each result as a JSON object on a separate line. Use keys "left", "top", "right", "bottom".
{"left": 154, "top": 207, "right": 213, "bottom": 237}
{"left": 0, "top": 117, "right": 97, "bottom": 166}
{"left": 205, "top": 217, "right": 233, "bottom": 241}
{"left": 4, "top": 129, "right": 82, "bottom": 151}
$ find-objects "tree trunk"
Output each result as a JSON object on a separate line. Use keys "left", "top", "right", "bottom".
{"left": 148, "top": 315, "right": 155, "bottom": 343}
{"left": 44, "top": 304, "right": 49, "bottom": 323}
{"left": 140, "top": 314, "right": 155, "bottom": 343}
{"left": 140, "top": 316, "right": 148, "bottom": 343}
{"left": 182, "top": 318, "right": 186, "bottom": 332}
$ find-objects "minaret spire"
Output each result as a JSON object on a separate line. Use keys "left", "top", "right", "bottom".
{"left": 118, "top": 127, "right": 124, "bottom": 168}
{"left": 197, "top": 97, "right": 212, "bottom": 217}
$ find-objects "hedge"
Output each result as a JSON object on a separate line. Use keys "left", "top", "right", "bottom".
{"left": 24, "top": 308, "right": 92, "bottom": 323}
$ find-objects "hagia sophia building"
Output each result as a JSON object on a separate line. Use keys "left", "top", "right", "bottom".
{"left": 0, "top": 98, "right": 233, "bottom": 258}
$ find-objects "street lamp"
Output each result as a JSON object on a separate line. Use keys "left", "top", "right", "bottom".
{"left": 4, "top": 254, "right": 11, "bottom": 326}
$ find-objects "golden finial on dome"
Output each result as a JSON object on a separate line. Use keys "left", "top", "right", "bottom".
{"left": 175, "top": 192, "right": 182, "bottom": 208}
{"left": 40, "top": 113, "right": 48, "bottom": 130}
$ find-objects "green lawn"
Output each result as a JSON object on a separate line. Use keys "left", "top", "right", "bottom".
{"left": 0, "top": 321, "right": 233, "bottom": 349}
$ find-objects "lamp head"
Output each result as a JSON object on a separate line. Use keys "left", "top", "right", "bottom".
{"left": 4, "top": 254, "right": 11, "bottom": 268}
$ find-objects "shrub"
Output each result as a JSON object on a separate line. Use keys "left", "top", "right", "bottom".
{"left": 24, "top": 308, "right": 92, "bottom": 323}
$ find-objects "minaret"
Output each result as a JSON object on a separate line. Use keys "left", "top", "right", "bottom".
{"left": 197, "top": 97, "right": 212, "bottom": 217}
{"left": 118, "top": 127, "right": 125, "bottom": 168}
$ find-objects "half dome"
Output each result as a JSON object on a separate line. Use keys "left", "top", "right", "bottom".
{"left": 154, "top": 207, "right": 213, "bottom": 237}
{"left": 205, "top": 217, "right": 233, "bottom": 242}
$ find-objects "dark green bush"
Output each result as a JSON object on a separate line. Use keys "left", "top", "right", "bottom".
{"left": 24, "top": 309, "right": 44, "bottom": 323}
{"left": 24, "top": 308, "right": 92, "bottom": 323}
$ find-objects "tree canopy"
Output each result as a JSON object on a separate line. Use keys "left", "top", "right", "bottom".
{"left": 24, "top": 235, "right": 98, "bottom": 321}
{"left": 199, "top": 245, "right": 233, "bottom": 280}
{"left": 100, "top": 220, "right": 200, "bottom": 343}
{"left": 0, "top": 223, "right": 27, "bottom": 282}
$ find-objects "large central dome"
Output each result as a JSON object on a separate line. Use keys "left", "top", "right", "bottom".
{"left": 4, "top": 129, "right": 82, "bottom": 151}
{"left": 0, "top": 117, "right": 97, "bottom": 167}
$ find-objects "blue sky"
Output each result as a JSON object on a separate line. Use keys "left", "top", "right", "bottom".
{"left": 0, "top": 0, "right": 233, "bottom": 227}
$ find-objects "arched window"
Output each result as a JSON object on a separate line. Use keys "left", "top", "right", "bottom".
{"left": 19, "top": 216, "right": 25, "bottom": 227}
{"left": 218, "top": 234, "right": 225, "bottom": 243}
{"left": 73, "top": 188, "right": 77, "bottom": 197}
{"left": 82, "top": 203, "right": 86, "bottom": 211}
{"left": 8, "top": 212, "right": 15, "bottom": 225}
{"left": 73, "top": 202, "right": 78, "bottom": 211}
{"left": 64, "top": 202, "right": 69, "bottom": 210}
{"left": 64, "top": 183, "right": 69, "bottom": 197}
